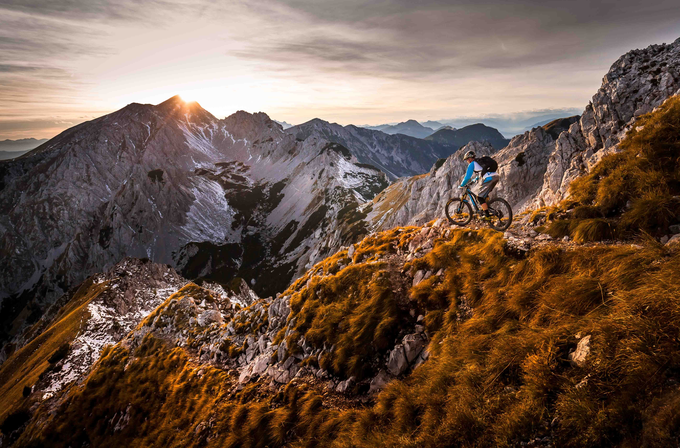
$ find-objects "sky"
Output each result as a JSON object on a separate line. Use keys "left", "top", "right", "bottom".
{"left": 1, "top": 0, "right": 680, "bottom": 140}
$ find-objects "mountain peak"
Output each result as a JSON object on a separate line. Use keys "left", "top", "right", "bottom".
{"left": 157, "top": 94, "right": 185, "bottom": 106}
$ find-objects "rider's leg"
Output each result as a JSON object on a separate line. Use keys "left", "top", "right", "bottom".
{"left": 477, "top": 175, "right": 499, "bottom": 216}
{"left": 478, "top": 196, "right": 489, "bottom": 215}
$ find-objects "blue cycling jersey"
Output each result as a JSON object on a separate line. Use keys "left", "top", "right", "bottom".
{"left": 460, "top": 161, "right": 481, "bottom": 187}
{"left": 460, "top": 161, "right": 497, "bottom": 187}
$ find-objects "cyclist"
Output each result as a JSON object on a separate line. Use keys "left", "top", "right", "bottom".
{"left": 460, "top": 150, "right": 500, "bottom": 220}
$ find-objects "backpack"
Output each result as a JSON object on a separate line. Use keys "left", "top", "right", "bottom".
{"left": 477, "top": 156, "right": 498, "bottom": 176}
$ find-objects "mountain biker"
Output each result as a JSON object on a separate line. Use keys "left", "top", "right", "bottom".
{"left": 460, "top": 150, "right": 500, "bottom": 220}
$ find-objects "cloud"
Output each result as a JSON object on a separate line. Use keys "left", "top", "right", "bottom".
{"left": 1, "top": 0, "right": 680, "bottom": 138}
{"left": 236, "top": 0, "right": 680, "bottom": 79}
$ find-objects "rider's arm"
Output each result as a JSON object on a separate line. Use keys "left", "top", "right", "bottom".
{"left": 460, "top": 163, "right": 475, "bottom": 187}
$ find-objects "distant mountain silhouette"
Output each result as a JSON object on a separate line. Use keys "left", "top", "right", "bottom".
{"left": 377, "top": 119, "right": 434, "bottom": 138}
{"left": 425, "top": 123, "right": 509, "bottom": 150}
{"left": 0, "top": 138, "right": 48, "bottom": 154}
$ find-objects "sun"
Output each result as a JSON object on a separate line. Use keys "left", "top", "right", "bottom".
{"left": 177, "top": 93, "right": 196, "bottom": 103}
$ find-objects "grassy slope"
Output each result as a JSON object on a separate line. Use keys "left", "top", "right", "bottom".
{"left": 0, "top": 279, "right": 107, "bottom": 422}
{"left": 11, "top": 229, "right": 680, "bottom": 448}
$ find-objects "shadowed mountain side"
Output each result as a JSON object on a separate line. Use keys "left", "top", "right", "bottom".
{"left": 425, "top": 123, "right": 510, "bottom": 150}
{"left": 377, "top": 119, "right": 435, "bottom": 138}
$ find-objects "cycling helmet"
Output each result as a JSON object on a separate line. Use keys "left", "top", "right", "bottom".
{"left": 463, "top": 150, "right": 475, "bottom": 160}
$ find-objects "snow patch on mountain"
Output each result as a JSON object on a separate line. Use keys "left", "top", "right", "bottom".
{"left": 183, "top": 177, "right": 236, "bottom": 243}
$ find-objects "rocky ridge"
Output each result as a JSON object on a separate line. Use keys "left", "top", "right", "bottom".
{"left": 0, "top": 98, "right": 388, "bottom": 343}
{"left": 535, "top": 37, "right": 680, "bottom": 206}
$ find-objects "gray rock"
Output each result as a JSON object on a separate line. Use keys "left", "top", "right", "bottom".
{"left": 569, "top": 335, "right": 591, "bottom": 367}
{"left": 536, "top": 39, "right": 680, "bottom": 207}
{"left": 369, "top": 370, "right": 391, "bottom": 394}
{"left": 277, "top": 340, "right": 288, "bottom": 363}
{"left": 348, "top": 244, "right": 355, "bottom": 259}
{"left": 666, "top": 234, "right": 680, "bottom": 246}
{"left": 413, "top": 270, "right": 426, "bottom": 287}
{"left": 412, "top": 348, "right": 430, "bottom": 369}
{"left": 252, "top": 355, "right": 270, "bottom": 376}
{"left": 669, "top": 224, "right": 680, "bottom": 234}
{"left": 335, "top": 376, "right": 356, "bottom": 393}
{"left": 660, "top": 235, "right": 670, "bottom": 244}
{"left": 387, "top": 344, "right": 409, "bottom": 376}
{"left": 197, "top": 310, "right": 223, "bottom": 327}
{"left": 402, "top": 333, "right": 427, "bottom": 364}
{"left": 282, "top": 356, "right": 295, "bottom": 371}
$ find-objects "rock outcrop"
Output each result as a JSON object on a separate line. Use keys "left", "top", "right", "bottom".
{"left": 535, "top": 38, "right": 680, "bottom": 206}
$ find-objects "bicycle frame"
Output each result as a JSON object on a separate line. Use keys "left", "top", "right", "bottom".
{"left": 460, "top": 185, "right": 482, "bottom": 214}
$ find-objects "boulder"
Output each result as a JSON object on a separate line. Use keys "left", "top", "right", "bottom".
{"left": 569, "top": 334, "right": 591, "bottom": 367}
{"left": 666, "top": 234, "right": 680, "bottom": 246}
{"left": 413, "top": 270, "right": 426, "bottom": 286}
{"left": 335, "top": 376, "right": 356, "bottom": 394}
{"left": 369, "top": 370, "right": 391, "bottom": 394}
{"left": 252, "top": 355, "right": 270, "bottom": 376}
{"left": 387, "top": 344, "right": 409, "bottom": 376}
{"left": 197, "top": 309, "right": 223, "bottom": 327}
{"left": 402, "top": 333, "right": 427, "bottom": 364}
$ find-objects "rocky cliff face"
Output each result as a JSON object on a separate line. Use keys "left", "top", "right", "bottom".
{"left": 0, "top": 97, "right": 387, "bottom": 342}
{"left": 287, "top": 119, "right": 455, "bottom": 179}
{"left": 536, "top": 38, "right": 680, "bottom": 206}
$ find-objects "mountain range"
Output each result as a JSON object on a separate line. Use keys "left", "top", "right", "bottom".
{"left": 0, "top": 139, "right": 48, "bottom": 160}
{"left": 1, "top": 37, "right": 680, "bottom": 448}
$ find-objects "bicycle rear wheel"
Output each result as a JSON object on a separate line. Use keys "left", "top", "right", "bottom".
{"left": 445, "top": 199, "right": 473, "bottom": 226}
{"left": 487, "top": 198, "right": 513, "bottom": 231}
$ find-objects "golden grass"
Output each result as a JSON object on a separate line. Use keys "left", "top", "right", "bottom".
{"left": 540, "top": 95, "right": 680, "bottom": 241}
{"left": 7, "top": 222, "right": 680, "bottom": 447}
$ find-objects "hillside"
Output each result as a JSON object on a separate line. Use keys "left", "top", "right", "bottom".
{"left": 2, "top": 90, "right": 680, "bottom": 447}
{"left": 425, "top": 123, "right": 510, "bottom": 150}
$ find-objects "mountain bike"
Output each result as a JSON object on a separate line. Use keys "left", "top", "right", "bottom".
{"left": 445, "top": 182, "right": 513, "bottom": 231}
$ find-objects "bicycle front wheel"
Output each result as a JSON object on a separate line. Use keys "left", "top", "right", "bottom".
{"left": 445, "top": 199, "right": 473, "bottom": 226}
{"left": 487, "top": 198, "right": 513, "bottom": 231}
